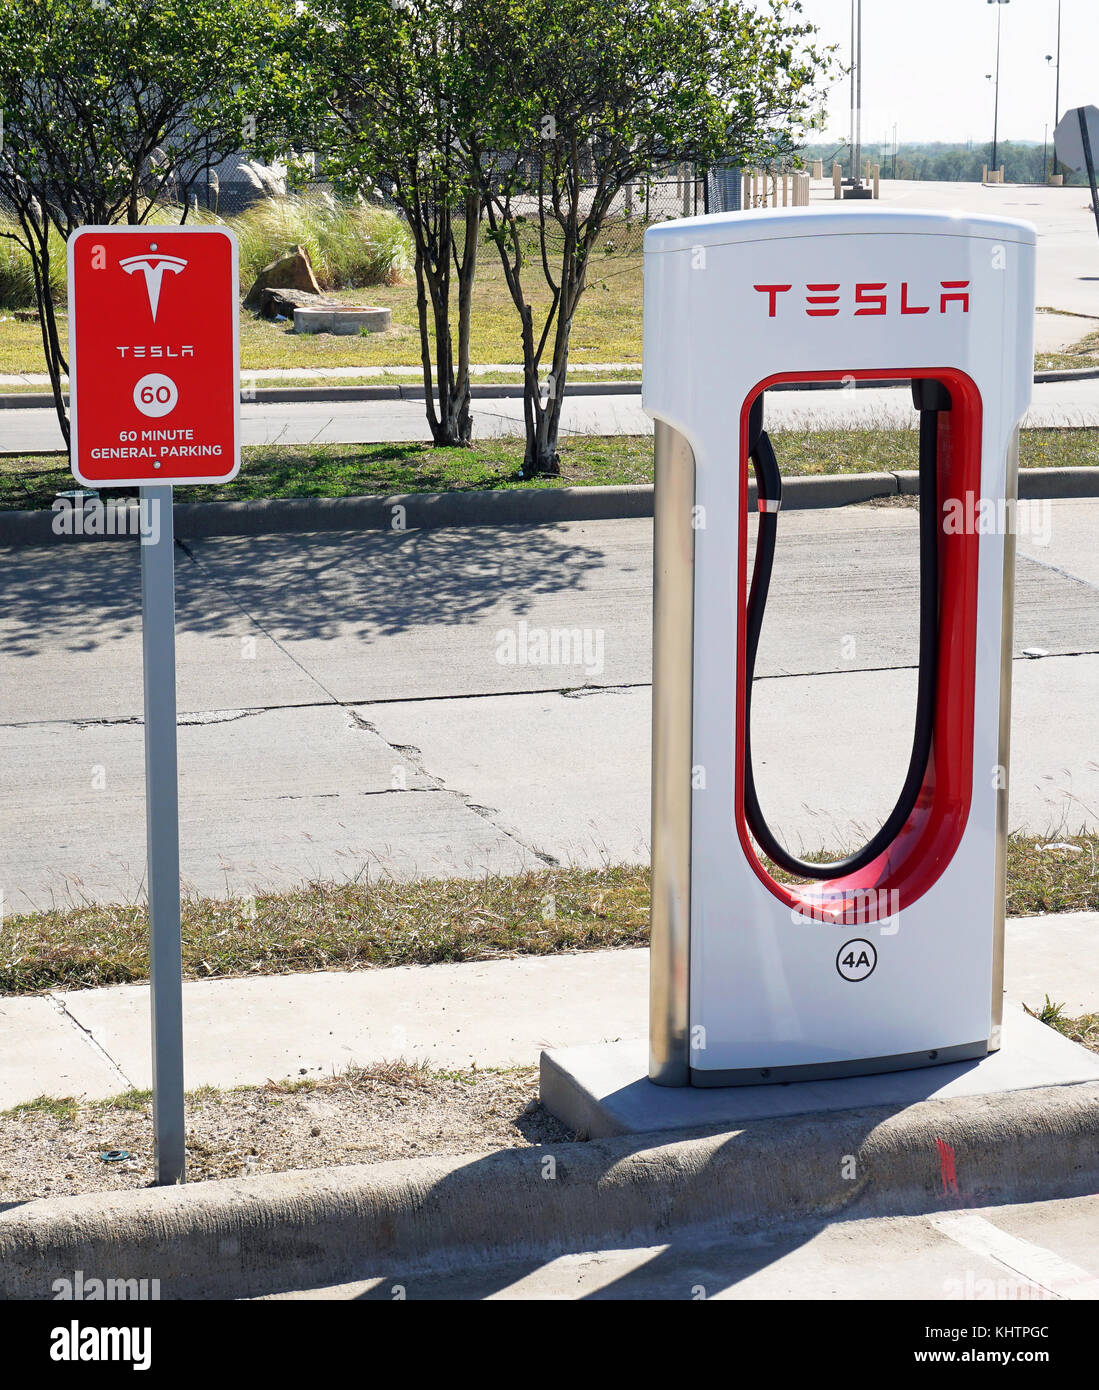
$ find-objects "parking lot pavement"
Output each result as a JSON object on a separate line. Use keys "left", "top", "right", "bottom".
{"left": 1, "top": 502, "right": 1095, "bottom": 906}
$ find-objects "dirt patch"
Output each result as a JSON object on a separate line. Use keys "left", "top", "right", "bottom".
{"left": 0, "top": 1063, "right": 575, "bottom": 1204}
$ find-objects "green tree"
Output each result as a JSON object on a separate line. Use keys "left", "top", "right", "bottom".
{"left": 472, "top": 0, "right": 834, "bottom": 475}
{"left": 0, "top": 0, "right": 293, "bottom": 446}
{"left": 292, "top": 0, "right": 486, "bottom": 447}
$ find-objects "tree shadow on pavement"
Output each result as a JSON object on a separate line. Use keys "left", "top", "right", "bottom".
{"left": 0, "top": 521, "right": 622, "bottom": 660}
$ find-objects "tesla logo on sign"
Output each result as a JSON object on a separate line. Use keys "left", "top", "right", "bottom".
{"left": 753, "top": 280, "right": 971, "bottom": 318}
{"left": 67, "top": 226, "right": 240, "bottom": 487}
{"left": 118, "top": 253, "right": 188, "bottom": 321}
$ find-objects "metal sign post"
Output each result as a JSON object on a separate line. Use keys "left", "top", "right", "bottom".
{"left": 140, "top": 485, "right": 185, "bottom": 1184}
{"left": 1054, "top": 105, "right": 1099, "bottom": 244}
{"left": 1078, "top": 109, "right": 1099, "bottom": 243}
{"left": 67, "top": 225, "right": 239, "bottom": 1184}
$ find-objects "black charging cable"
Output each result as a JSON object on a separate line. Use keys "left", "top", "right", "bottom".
{"left": 742, "top": 381, "right": 949, "bottom": 880}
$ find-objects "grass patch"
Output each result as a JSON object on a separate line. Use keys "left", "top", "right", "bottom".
{"left": 1004, "top": 835, "right": 1099, "bottom": 916}
{"left": 1024, "top": 998, "right": 1099, "bottom": 1055}
{"left": 0, "top": 218, "right": 644, "bottom": 374}
{"left": 1, "top": 1094, "right": 81, "bottom": 1124}
{"left": 0, "top": 435, "right": 656, "bottom": 511}
{"left": 99, "top": 1088, "right": 154, "bottom": 1112}
{"left": 1, "top": 835, "right": 1094, "bottom": 997}
{"left": 0, "top": 865, "right": 650, "bottom": 994}
{"left": 2, "top": 427, "right": 1096, "bottom": 513}
{"left": 1035, "top": 325, "right": 1099, "bottom": 374}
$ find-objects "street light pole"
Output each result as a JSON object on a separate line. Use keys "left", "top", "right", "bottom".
{"left": 850, "top": 0, "right": 861, "bottom": 179}
{"left": 989, "top": 0, "right": 1010, "bottom": 177}
{"left": 855, "top": 0, "right": 863, "bottom": 181}
{"left": 1050, "top": 0, "right": 1062, "bottom": 181}
{"left": 843, "top": 0, "right": 871, "bottom": 198}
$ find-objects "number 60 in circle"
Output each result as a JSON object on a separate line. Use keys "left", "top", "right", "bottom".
{"left": 133, "top": 372, "right": 179, "bottom": 419}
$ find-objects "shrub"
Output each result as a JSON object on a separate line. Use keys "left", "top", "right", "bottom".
{"left": 229, "top": 194, "right": 412, "bottom": 291}
{"left": 0, "top": 224, "right": 67, "bottom": 309}
{"left": 0, "top": 193, "right": 412, "bottom": 313}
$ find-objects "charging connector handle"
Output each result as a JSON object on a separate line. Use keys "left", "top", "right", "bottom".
{"left": 742, "top": 386, "right": 945, "bottom": 881}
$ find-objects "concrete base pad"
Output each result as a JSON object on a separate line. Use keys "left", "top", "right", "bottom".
{"left": 540, "top": 1005, "right": 1099, "bottom": 1139}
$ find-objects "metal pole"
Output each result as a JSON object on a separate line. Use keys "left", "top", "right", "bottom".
{"left": 140, "top": 484, "right": 186, "bottom": 1185}
{"left": 1077, "top": 109, "right": 1099, "bottom": 243}
{"left": 848, "top": 0, "right": 856, "bottom": 180}
{"left": 1053, "top": 0, "right": 1062, "bottom": 180}
{"left": 855, "top": 0, "right": 863, "bottom": 184}
{"left": 992, "top": 5, "right": 1002, "bottom": 174}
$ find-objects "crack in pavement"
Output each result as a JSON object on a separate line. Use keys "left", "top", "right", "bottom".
{"left": 0, "top": 641, "right": 1093, "bottom": 735}
{"left": 348, "top": 708, "right": 560, "bottom": 867}
{"left": 175, "top": 537, "right": 341, "bottom": 707}
{"left": 1017, "top": 549, "right": 1099, "bottom": 598}
{"left": 44, "top": 993, "right": 135, "bottom": 1092}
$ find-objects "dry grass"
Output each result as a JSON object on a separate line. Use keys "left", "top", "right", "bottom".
{"left": 2, "top": 835, "right": 1094, "bottom": 997}
{"left": 1035, "top": 325, "right": 1099, "bottom": 374}
{"left": 0, "top": 219, "right": 644, "bottom": 375}
{"left": 0, "top": 1062, "right": 572, "bottom": 1201}
{"left": 0, "top": 865, "right": 650, "bottom": 994}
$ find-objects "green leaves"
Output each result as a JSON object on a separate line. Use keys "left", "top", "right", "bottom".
{"left": 0, "top": 0, "right": 295, "bottom": 232}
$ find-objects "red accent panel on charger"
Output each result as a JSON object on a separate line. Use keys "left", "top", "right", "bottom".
{"left": 734, "top": 367, "right": 982, "bottom": 922}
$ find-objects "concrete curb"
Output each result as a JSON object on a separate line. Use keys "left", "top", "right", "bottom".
{"left": 1, "top": 1081, "right": 1097, "bottom": 1299}
{"left": 2, "top": 364, "right": 1098, "bottom": 409}
{"left": 0, "top": 484, "right": 657, "bottom": 546}
{"left": 893, "top": 467, "right": 1099, "bottom": 499}
{"left": 4, "top": 466, "right": 1097, "bottom": 547}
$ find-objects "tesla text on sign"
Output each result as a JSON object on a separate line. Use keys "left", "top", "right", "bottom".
{"left": 68, "top": 226, "right": 240, "bottom": 487}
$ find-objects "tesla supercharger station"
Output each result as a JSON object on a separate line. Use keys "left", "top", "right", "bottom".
{"left": 645, "top": 207, "right": 1035, "bottom": 1087}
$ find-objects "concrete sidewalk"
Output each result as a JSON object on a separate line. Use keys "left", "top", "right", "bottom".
{"left": 3, "top": 917, "right": 1095, "bottom": 1109}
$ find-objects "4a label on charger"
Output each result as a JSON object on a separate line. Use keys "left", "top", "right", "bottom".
{"left": 837, "top": 940, "right": 877, "bottom": 982}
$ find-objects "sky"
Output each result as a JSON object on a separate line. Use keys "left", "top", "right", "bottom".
{"left": 781, "top": 0, "right": 1099, "bottom": 148}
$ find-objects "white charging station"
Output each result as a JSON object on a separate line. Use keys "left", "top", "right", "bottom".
{"left": 644, "top": 207, "right": 1036, "bottom": 1087}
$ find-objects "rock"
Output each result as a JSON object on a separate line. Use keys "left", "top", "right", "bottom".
{"left": 243, "top": 244, "right": 324, "bottom": 309}
{"left": 257, "top": 287, "right": 340, "bottom": 321}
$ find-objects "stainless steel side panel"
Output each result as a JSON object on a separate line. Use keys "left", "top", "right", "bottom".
{"left": 990, "top": 427, "right": 1020, "bottom": 1049}
{"left": 649, "top": 421, "right": 696, "bottom": 1085}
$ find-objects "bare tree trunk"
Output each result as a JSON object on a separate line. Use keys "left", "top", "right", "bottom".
{"left": 14, "top": 208, "right": 70, "bottom": 451}
{"left": 405, "top": 193, "right": 478, "bottom": 448}
{"left": 412, "top": 244, "right": 441, "bottom": 442}
{"left": 449, "top": 188, "right": 480, "bottom": 446}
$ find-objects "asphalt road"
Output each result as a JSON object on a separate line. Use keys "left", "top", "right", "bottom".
{"left": 3, "top": 377, "right": 1099, "bottom": 454}
{"left": 0, "top": 500, "right": 1096, "bottom": 908}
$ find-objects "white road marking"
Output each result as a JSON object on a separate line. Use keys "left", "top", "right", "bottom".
{"left": 928, "top": 1210, "right": 1099, "bottom": 1300}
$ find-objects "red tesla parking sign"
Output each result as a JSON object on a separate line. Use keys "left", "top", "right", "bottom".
{"left": 68, "top": 226, "right": 240, "bottom": 486}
